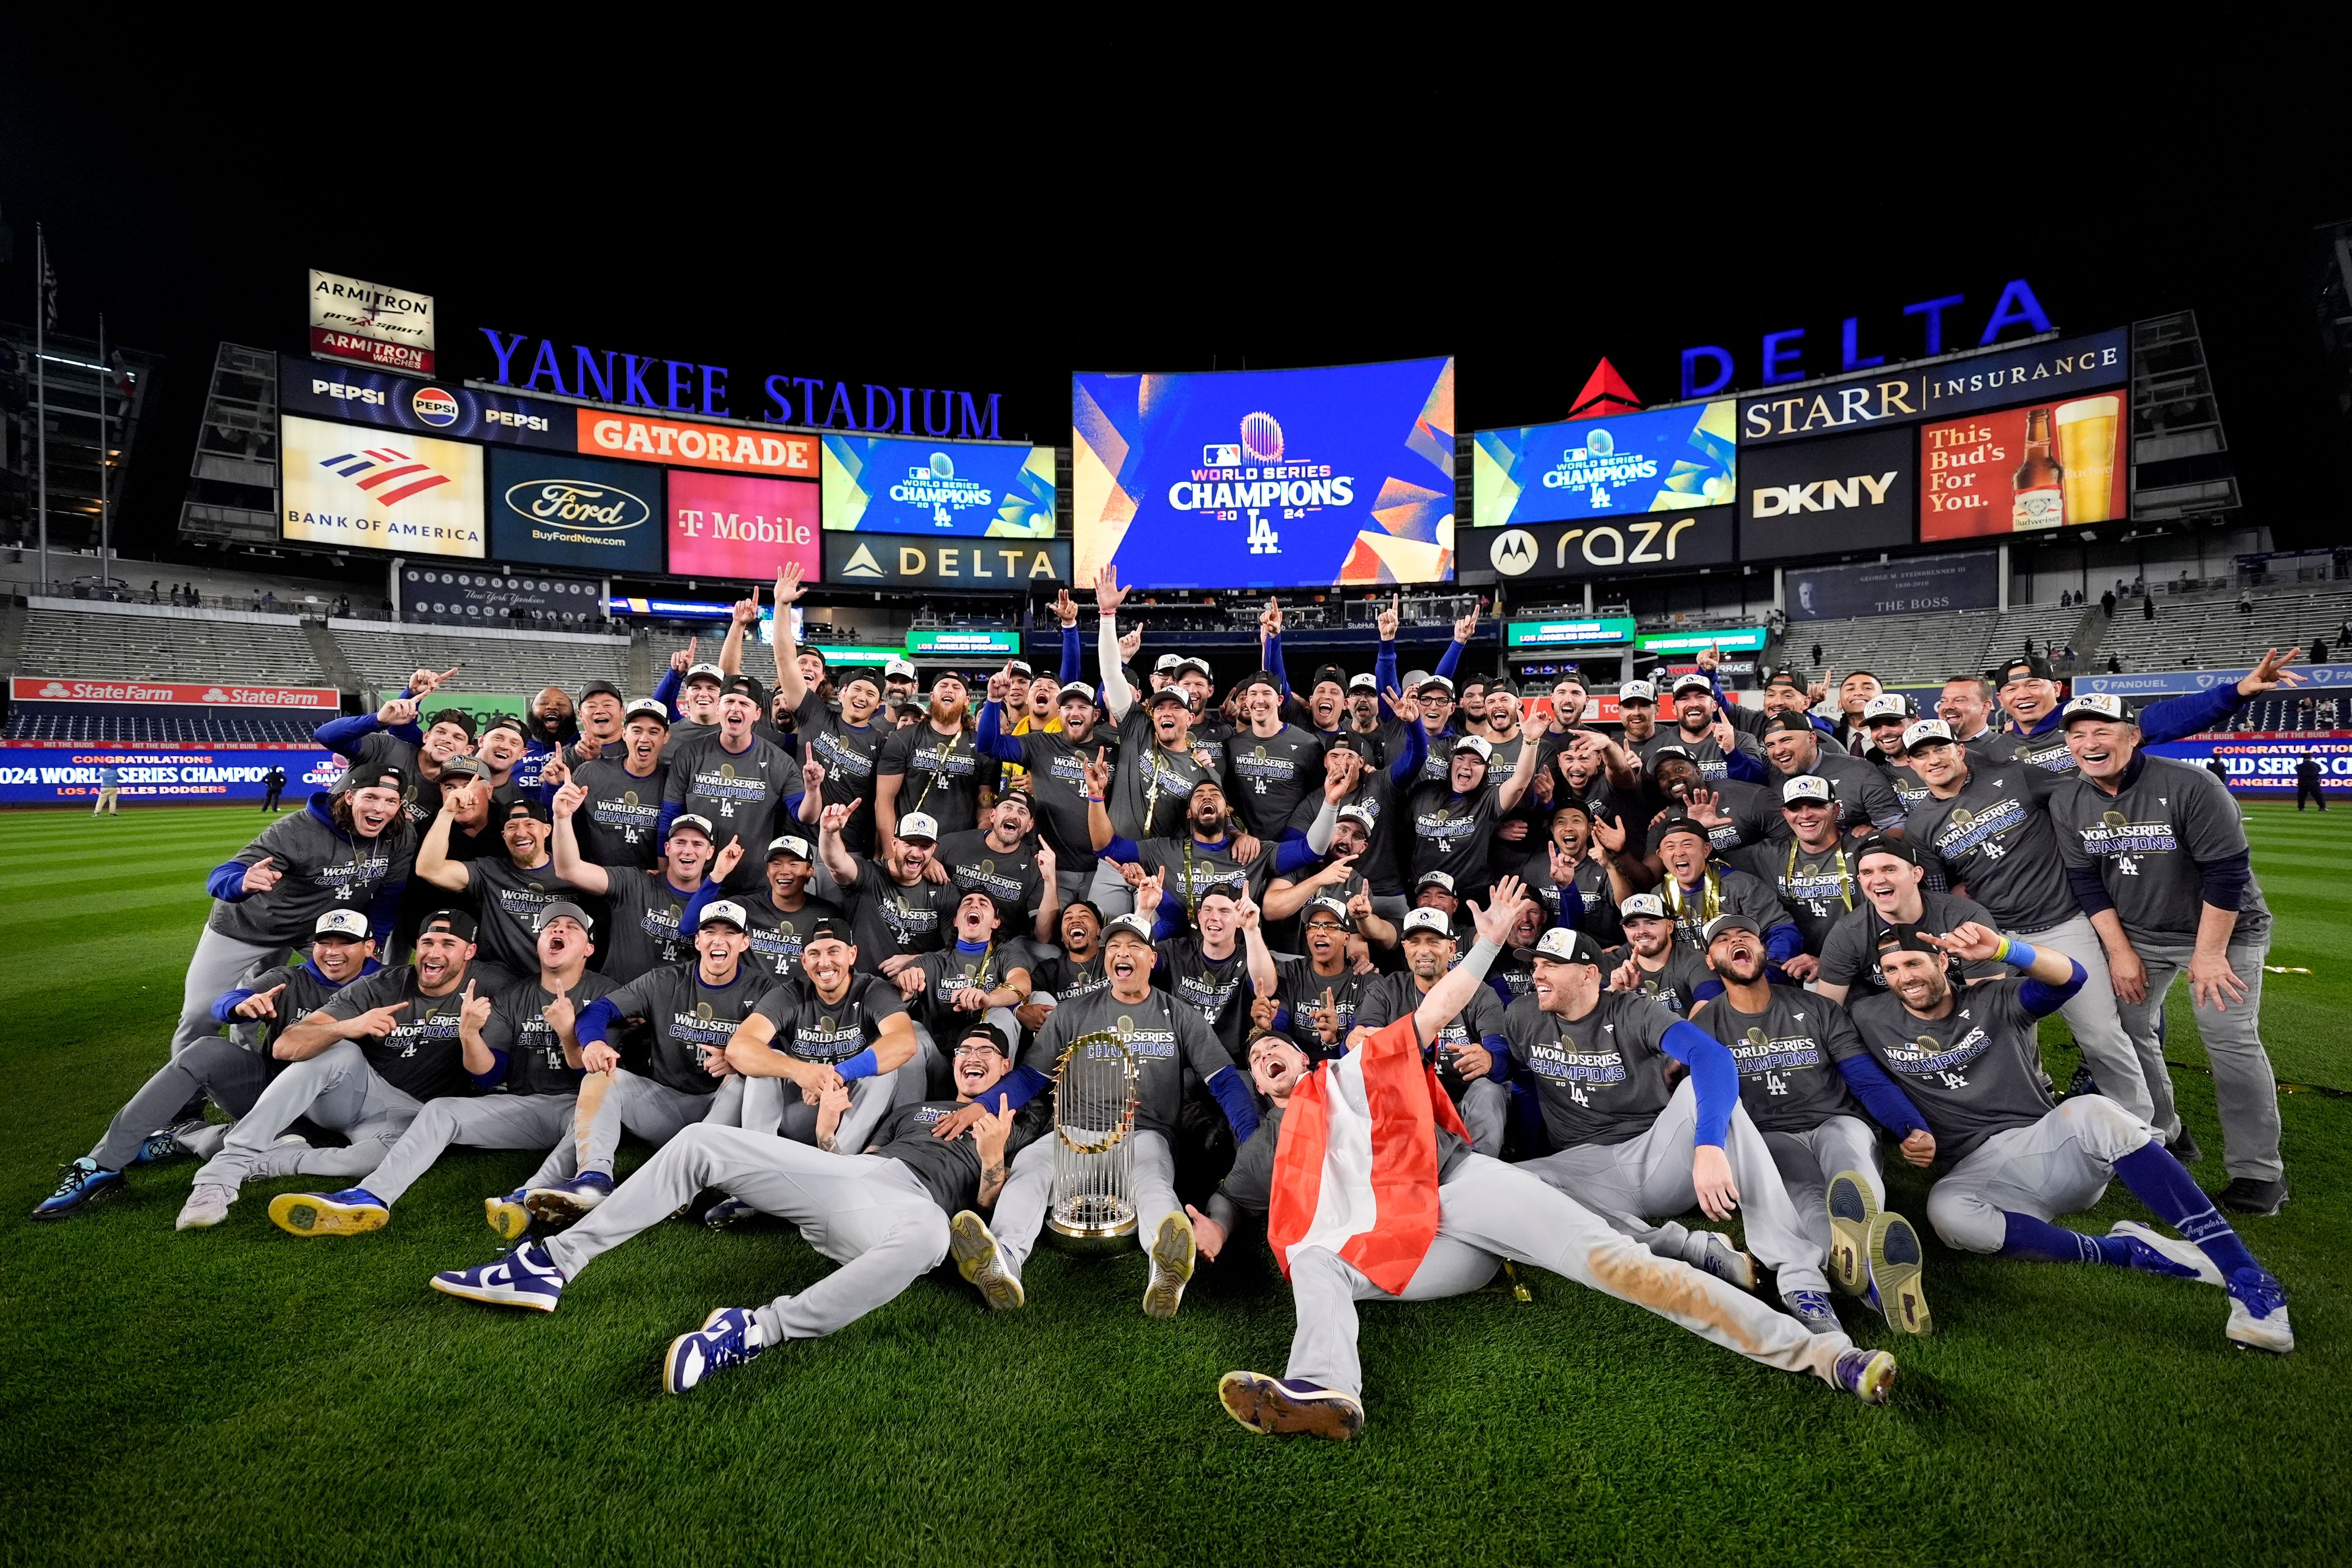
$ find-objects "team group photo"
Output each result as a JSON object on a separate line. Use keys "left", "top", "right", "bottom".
{"left": 2, "top": 102, "right": 2345, "bottom": 1567}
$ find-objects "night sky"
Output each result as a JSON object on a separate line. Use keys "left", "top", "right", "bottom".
{"left": 4, "top": 71, "right": 2341, "bottom": 564}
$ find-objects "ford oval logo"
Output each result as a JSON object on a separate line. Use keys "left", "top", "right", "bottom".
{"left": 503, "top": 479, "right": 652, "bottom": 532}
{"left": 411, "top": 386, "right": 461, "bottom": 427}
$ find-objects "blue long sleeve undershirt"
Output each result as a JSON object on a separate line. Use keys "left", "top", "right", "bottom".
{"left": 575, "top": 996, "right": 623, "bottom": 1047}
{"left": 1659, "top": 1019, "right": 1738, "bottom": 1148}
{"left": 653, "top": 666, "right": 684, "bottom": 724}
{"left": 974, "top": 699, "right": 1023, "bottom": 763}
{"left": 2018, "top": 958, "right": 2089, "bottom": 1018}
{"left": 1834, "top": 1054, "right": 1931, "bottom": 1138}
{"left": 1389, "top": 712, "right": 1427, "bottom": 785}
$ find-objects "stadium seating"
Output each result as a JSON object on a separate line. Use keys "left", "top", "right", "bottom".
{"left": 2, "top": 707, "right": 323, "bottom": 744}
{"left": 16, "top": 603, "right": 326, "bottom": 686}
{"left": 328, "top": 620, "right": 633, "bottom": 697}
{"left": 2094, "top": 586, "right": 2352, "bottom": 674}
{"left": 1781, "top": 606, "right": 2015, "bottom": 688}
{"left": 2220, "top": 693, "right": 2352, "bottom": 733}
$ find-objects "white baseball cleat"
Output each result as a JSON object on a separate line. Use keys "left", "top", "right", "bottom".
{"left": 176, "top": 1184, "right": 234, "bottom": 1230}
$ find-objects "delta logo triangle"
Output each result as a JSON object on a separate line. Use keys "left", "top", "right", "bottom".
{"left": 1568, "top": 358, "right": 1642, "bottom": 421}
{"left": 842, "top": 543, "right": 884, "bottom": 579}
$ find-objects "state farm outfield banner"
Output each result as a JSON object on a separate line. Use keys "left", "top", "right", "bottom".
{"left": 0, "top": 747, "right": 345, "bottom": 804}
{"left": 2147, "top": 736, "right": 2352, "bottom": 793}
{"left": 9, "top": 677, "right": 341, "bottom": 710}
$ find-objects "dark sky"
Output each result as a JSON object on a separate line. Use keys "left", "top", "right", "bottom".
{"left": 5, "top": 71, "right": 2342, "bottom": 561}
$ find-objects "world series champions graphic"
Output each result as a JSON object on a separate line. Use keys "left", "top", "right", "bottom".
{"left": 1072, "top": 358, "right": 1456, "bottom": 589}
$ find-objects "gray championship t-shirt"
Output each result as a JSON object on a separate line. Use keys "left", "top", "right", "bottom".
{"left": 1849, "top": 977, "right": 2058, "bottom": 1162}
{"left": 600, "top": 964, "right": 779, "bottom": 1096}
{"left": 1352, "top": 969, "right": 1506, "bottom": 1098}
{"left": 1021, "top": 984, "right": 1238, "bottom": 1140}
{"left": 1904, "top": 766, "right": 2079, "bottom": 931}
{"left": 751, "top": 972, "right": 908, "bottom": 1066}
{"left": 870, "top": 1098, "right": 1039, "bottom": 1214}
{"left": 1502, "top": 989, "right": 1681, "bottom": 1150}
{"left": 835, "top": 856, "right": 960, "bottom": 962}
{"left": 480, "top": 971, "right": 619, "bottom": 1097}
{"left": 2050, "top": 755, "right": 2271, "bottom": 948}
{"left": 663, "top": 728, "right": 801, "bottom": 893}
{"left": 794, "top": 692, "right": 889, "bottom": 858}
{"left": 1816, "top": 889, "right": 2002, "bottom": 999}
{"left": 1224, "top": 723, "right": 1327, "bottom": 838}
{"left": 1729, "top": 835, "right": 1868, "bottom": 957}
{"left": 1692, "top": 985, "right": 1868, "bottom": 1135}
{"left": 1106, "top": 707, "right": 1216, "bottom": 843}
{"left": 315, "top": 962, "right": 484, "bottom": 1102}
{"left": 878, "top": 723, "right": 995, "bottom": 840}
{"left": 573, "top": 758, "right": 669, "bottom": 871}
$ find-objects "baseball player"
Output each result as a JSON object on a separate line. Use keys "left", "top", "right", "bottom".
{"left": 1147, "top": 881, "right": 1280, "bottom": 1055}
{"left": 415, "top": 787, "right": 589, "bottom": 977}
{"left": 427, "top": 1019, "right": 1033, "bottom": 1395}
{"left": 933, "top": 790, "right": 1057, "bottom": 943}
{"left": 263, "top": 902, "right": 616, "bottom": 1238}
{"left": 1847, "top": 921, "right": 2293, "bottom": 1354}
{"left": 775, "top": 570, "right": 890, "bottom": 859}
{"left": 663, "top": 671, "right": 802, "bottom": 890}
{"left": 568, "top": 698, "right": 673, "bottom": 869}
{"left": 896, "top": 891, "right": 1034, "bottom": 1069}
{"left": 1504, "top": 922, "right": 1840, "bottom": 1316}
{"left": 549, "top": 780, "right": 728, "bottom": 981}
{"left": 692, "top": 831, "right": 847, "bottom": 981}
{"left": 1262, "top": 784, "right": 1402, "bottom": 952}
{"left": 1200, "top": 883, "right": 1896, "bottom": 1441}
{"left": 1728, "top": 775, "right": 1873, "bottom": 974}
{"left": 718, "top": 913, "right": 919, "bottom": 1163}
{"left": 1812, "top": 835, "right": 2001, "bottom": 1006}
{"left": 1348, "top": 907, "right": 1511, "bottom": 1153}
{"left": 1638, "top": 673, "right": 1764, "bottom": 784}
{"left": 818, "top": 804, "right": 960, "bottom": 967}
{"left": 944, "top": 912, "right": 1259, "bottom": 1320}
{"left": 175, "top": 910, "right": 503, "bottom": 1231}
{"left": 1754, "top": 709, "right": 1907, "bottom": 837}
{"left": 1691, "top": 914, "right": 1936, "bottom": 1333}
{"left": 1226, "top": 668, "right": 1330, "bottom": 837}
{"left": 1406, "top": 731, "right": 1542, "bottom": 899}
{"left": 518, "top": 900, "right": 775, "bottom": 1224}
{"left": 1649, "top": 815, "right": 1801, "bottom": 966}
{"left": 36, "top": 908, "right": 382, "bottom": 1219}
{"left": 171, "top": 766, "right": 415, "bottom": 1055}
{"left": 2050, "top": 694, "right": 2286, "bottom": 1212}
{"left": 875, "top": 672, "right": 997, "bottom": 843}
{"left": 1270, "top": 897, "right": 1378, "bottom": 1059}
{"left": 1600, "top": 892, "right": 1721, "bottom": 1017}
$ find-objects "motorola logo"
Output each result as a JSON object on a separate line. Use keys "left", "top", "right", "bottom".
{"left": 1490, "top": 529, "right": 1537, "bottom": 576}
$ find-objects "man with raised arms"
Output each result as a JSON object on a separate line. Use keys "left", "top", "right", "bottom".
{"left": 1198, "top": 880, "right": 1897, "bottom": 1441}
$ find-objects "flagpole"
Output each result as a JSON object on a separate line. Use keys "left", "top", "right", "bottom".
{"left": 97, "top": 312, "right": 110, "bottom": 592}
{"left": 34, "top": 224, "right": 47, "bottom": 595}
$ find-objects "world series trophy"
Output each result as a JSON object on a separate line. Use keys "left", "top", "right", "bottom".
{"left": 1042, "top": 1028, "right": 1140, "bottom": 1256}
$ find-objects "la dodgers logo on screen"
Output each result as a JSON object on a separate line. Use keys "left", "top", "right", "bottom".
{"left": 1164, "top": 412, "right": 1357, "bottom": 557}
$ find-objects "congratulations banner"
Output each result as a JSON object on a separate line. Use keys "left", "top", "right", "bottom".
{"left": 0, "top": 746, "right": 345, "bottom": 804}
{"left": 1473, "top": 400, "right": 1735, "bottom": 529}
{"left": 2148, "top": 736, "right": 2352, "bottom": 794}
{"left": 1072, "top": 357, "right": 1456, "bottom": 589}
{"left": 821, "top": 435, "right": 1055, "bottom": 538}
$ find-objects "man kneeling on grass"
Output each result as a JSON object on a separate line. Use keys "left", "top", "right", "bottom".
{"left": 425, "top": 1020, "right": 1030, "bottom": 1395}
{"left": 1200, "top": 877, "right": 1900, "bottom": 1442}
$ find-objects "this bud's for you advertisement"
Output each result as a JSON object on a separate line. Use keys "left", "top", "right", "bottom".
{"left": 1919, "top": 392, "right": 2126, "bottom": 541}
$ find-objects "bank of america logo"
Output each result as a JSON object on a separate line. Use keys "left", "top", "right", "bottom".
{"left": 319, "top": 446, "right": 453, "bottom": 506}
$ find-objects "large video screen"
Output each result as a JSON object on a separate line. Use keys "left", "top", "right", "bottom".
{"left": 1473, "top": 400, "right": 1735, "bottom": 529}
{"left": 821, "top": 435, "right": 1055, "bottom": 538}
{"left": 1072, "top": 357, "right": 1455, "bottom": 589}
{"left": 280, "top": 413, "right": 484, "bottom": 558}
{"left": 1919, "top": 391, "right": 2127, "bottom": 541}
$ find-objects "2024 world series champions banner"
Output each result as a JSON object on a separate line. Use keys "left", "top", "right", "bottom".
{"left": 1072, "top": 358, "right": 1456, "bottom": 589}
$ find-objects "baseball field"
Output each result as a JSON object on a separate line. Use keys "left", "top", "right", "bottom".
{"left": 2, "top": 804, "right": 2345, "bottom": 1566}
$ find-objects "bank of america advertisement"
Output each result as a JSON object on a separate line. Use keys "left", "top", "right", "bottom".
{"left": 821, "top": 435, "right": 1055, "bottom": 538}
{"left": 1472, "top": 399, "right": 1735, "bottom": 529}
{"left": 280, "top": 414, "right": 486, "bottom": 558}
{"left": 1072, "top": 358, "right": 1456, "bottom": 588}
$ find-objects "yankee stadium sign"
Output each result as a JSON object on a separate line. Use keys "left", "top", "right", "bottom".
{"left": 477, "top": 330, "right": 1005, "bottom": 439}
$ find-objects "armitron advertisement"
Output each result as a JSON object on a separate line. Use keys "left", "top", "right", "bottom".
{"left": 1072, "top": 357, "right": 1456, "bottom": 589}
{"left": 309, "top": 269, "right": 435, "bottom": 374}
{"left": 666, "top": 470, "right": 821, "bottom": 581}
{"left": 821, "top": 435, "right": 1056, "bottom": 538}
{"left": 1919, "top": 392, "right": 2127, "bottom": 541}
{"left": 280, "top": 414, "right": 486, "bottom": 558}
{"left": 1473, "top": 401, "right": 1736, "bottom": 529}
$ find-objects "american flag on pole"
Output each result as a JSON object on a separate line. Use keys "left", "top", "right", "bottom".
{"left": 1265, "top": 1016, "right": 1469, "bottom": 1295}
{"left": 39, "top": 229, "right": 57, "bottom": 332}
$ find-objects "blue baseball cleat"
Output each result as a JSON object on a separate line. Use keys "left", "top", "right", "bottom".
{"left": 484, "top": 1188, "right": 532, "bottom": 1242}
{"left": 269, "top": 1188, "right": 389, "bottom": 1237}
{"left": 131, "top": 1127, "right": 191, "bottom": 1167}
{"left": 524, "top": 1172, "right": 612, "bottom": 1228}
{"left": 2108, "top": 1220, "right": 2222, "bottom": 1284}
{"left": 1833, "top": 1347, "right": 1898, "bottom": 1404}
{"left": 1217, "top": 1371, "right": 1365, "bottom": 1440}
{"left": 2224, "top": 1268, "right": 2294, "bottom": 1354}
{"left": 1782, "top": 1289, "right": 1843, "bottom": 1335}
{"left": 429, "top": 1243, "right": 567, "bottom": 1312}
{"left": 665, "top": 1306, "right": 763, "bottom": 1393}
{"left": 33, "top": 1158, "right": 122, "bottom": 1220}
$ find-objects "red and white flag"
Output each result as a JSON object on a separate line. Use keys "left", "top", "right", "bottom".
{"left": 1265, "top": 1016, "right": 1469, "bottom": 1295}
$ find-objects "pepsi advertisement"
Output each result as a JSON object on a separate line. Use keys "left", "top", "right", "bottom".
{"left": 280, "top": 360, "right": 572, "bottom": 452}
{"left": 1472, "top": 399, "right": 1736, "bottom": 529}
{"left": 0, "top": 746, "right": 344, "bottom": 805}
{"left": 488, "top": 447, "right": 665, "bottom": 572}
{"left": 1072, "top": 357, "right": 1456, "bottom": 589}
{"left": 821, "top": 435, "right": 1055, "bottom": 538}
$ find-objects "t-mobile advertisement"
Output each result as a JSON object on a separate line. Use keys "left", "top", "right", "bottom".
{"left": 0, "top": 747, "right": 344, "bottom": 805}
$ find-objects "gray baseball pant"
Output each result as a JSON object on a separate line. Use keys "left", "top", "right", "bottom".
{"left": 190, "top": 1041, "right": 423, "bottom": 1199}
{"left": 990, "top": 1126, "right": 1178, "bottom": 1272}
{"left": 1758, "top": 1115, "right": 1884, "bottom": 1264}
{"left": 364, "top": 1093, "right": 577, "bottom": 1205}
{"left": 1458, "top": 1078, "right": 1507, "bottom": 1157}
{"left": 1085, "top": 859, "right": 1136, "bottom": 920}
{"left": 1926, "top": 1095, "right": 2153, "bottom": 1254}
{"left": 2021, "top": 913, "right": 2153, "bottom": 1123}
{"left": 2119, "top": 938, "right": 2283, "bottom": 1182}
{"left": 1519, "top": 1079, "right": 1833, "bottom": 1295}
{"left": 719, "top": 1071, "right": 896, "bottom": 1153}
{"left": 1284, "top": 1153, "right": 1852, "bottom": 1400}
{"left": 526, "top": 1068, "right": 719, "bottom": 1187}
{"left": 170, "top": 929, "right": 283, "bottom": 1055}
{"left": 91, "top": 1037, "right": 274, "bottom": 1172}
{"left": 543, "top": 1125, "right": 949, "bottom": 1345}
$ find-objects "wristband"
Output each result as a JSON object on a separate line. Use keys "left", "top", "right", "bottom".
{"left": 1994, "top": 938, "right": 2037, "bottom": 970}
{"left": 836, "top": 1048, "right": 881, "bottom": 1082}
{"left": 1457, "top": 938, "right": 1504, "bottom": 982}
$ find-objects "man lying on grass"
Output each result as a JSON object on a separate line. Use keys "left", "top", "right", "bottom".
{"left": 426, "top": 1019, "right": 1030, "bottom": 1395}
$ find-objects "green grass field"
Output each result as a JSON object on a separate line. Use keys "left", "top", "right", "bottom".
{"left": 2, "top": 804, "right": 2346, "bottom": 1566}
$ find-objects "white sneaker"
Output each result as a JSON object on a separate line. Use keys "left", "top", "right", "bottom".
{"left": 2109, "top": 1220, "right": 2223, "bottom": 1286}
{"left": 177, "top": 1183, "right": 234, "bottom": 1230}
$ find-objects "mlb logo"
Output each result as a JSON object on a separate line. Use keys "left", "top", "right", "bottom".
{"left": 1202, "top": 443, "right": 1240, "bottom": 467}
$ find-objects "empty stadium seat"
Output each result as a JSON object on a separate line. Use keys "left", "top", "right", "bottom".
{"left": 326, "top": 622, "right": 633, "bottom": 699}
{"left": 2093, "top": 586, "right": 2352, "bottom": 674}
{"left": 16, "top": 606, "right": 326, "bottom": 687}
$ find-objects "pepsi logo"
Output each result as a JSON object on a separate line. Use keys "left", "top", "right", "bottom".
{"left": 411, "top": 387, "right": 461, "bottom": 427}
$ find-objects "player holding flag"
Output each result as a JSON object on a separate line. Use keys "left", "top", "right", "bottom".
{"left": 1199, "top": 878, "right": 1898, "bottom": 1441}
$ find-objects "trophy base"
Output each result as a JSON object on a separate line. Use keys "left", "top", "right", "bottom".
{"left": 1044, "top": 1213, "right": 1139, "bottom": 1258}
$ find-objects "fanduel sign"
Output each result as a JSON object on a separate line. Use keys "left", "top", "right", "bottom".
{"left": 478, "top": 330, "right": 1003, "bottom": 439}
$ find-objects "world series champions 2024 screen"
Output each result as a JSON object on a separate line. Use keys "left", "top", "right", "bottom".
{"left": 1071, "top": 358, "right": 1455, "bottom": 589}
